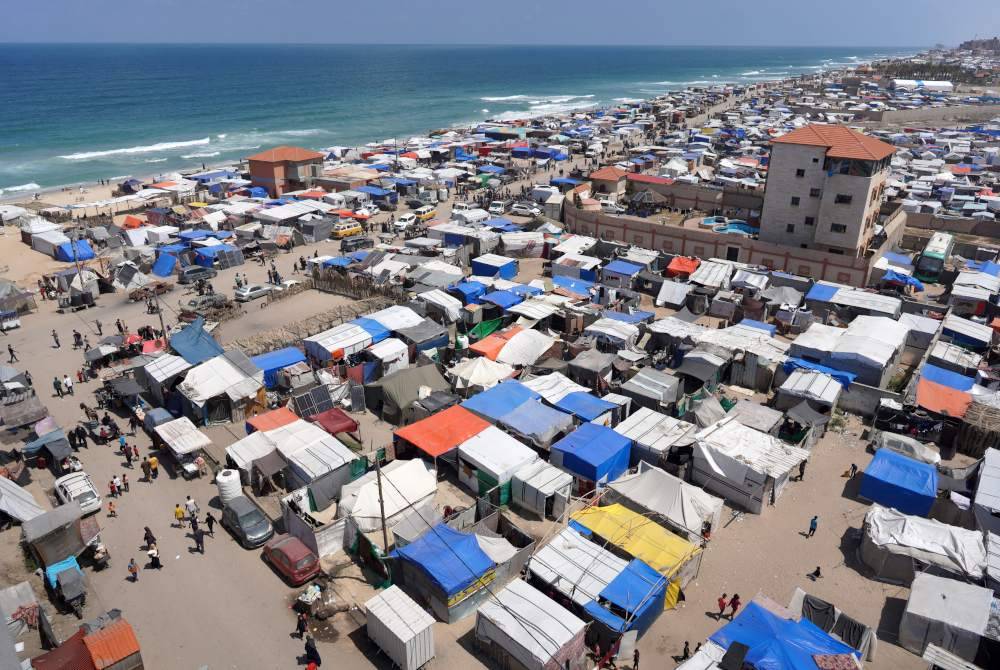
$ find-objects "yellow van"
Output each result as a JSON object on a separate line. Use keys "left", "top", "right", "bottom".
{"left": 333, "top": 221, "right": 363, "bottom": 238}
{"left": 414, "top": 205, "right": 436, "bottom": 222}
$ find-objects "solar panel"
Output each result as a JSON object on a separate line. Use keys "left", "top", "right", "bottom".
{"left": 215, "top": 249, "right": 245, "bottom": 269}
{"left": 292, "top": 386, "right": 334, "bottom": 418}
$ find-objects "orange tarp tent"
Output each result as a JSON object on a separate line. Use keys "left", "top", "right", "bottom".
{"left": 915, "top": 378, "right": 971, "bottom": 418}
{"left": 122, "top": 215, "right": 145, "bottom": 229}
{"left": 667, "top": 256, "right": 700, "bottom": 277}
{"left": 246, "top": 406, "right": 299, "bottom": 434}
{"left": 394, "top": 405, "right": 489, "bottom": 458}
{"left": 470, "top": 326, "right": 522, "bottom": 361}
{"left": 82, "top": 618, "right": 142, "bottom": 669}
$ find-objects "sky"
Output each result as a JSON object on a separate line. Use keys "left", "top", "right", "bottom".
{"left": 1, "top": 0, "right": 998, "bottom": 47}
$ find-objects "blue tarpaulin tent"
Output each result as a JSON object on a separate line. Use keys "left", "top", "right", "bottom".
{"left": 497, "top": 400, "right": 573, "bottom": 446}
{"left": 804, "top": 283, "right": 840, "bottom": 302}
{"left": 882, "top": 251, "right": 913, "bottom": 268}
{"left": 169, "top": 316, "right": 224, "bottom": 365}
{"left": 921, "top": 363, "right": 975, "bottom": 391}
{"left": 883, "top": 270, "right": 924, "bottom": 291}
{"left": 782, "top": 358, "right": 855, "bottom": 388}
{"left": 450, "top": 281, "right": 487, "bottom": 305}
{"left": 554, "top": 392, "right": 617, "bottom": 422}
{"left": 392, "top": 524, "right": 495, "bottom": 597}
{"left": 478, "top": 165, "right": 505, "bottom": 174}
{"left": 601, "top": 310, "right": 654, "bottom": 324}
{"left": 193, "top": 244, "right": 237, "bottom": 267}
{"left": 177, "top": 230, "right": 211, "bottom": 242}
{"left": 471, "top": 255, "right": 517, "bottom": 280}
{"left": 603, "top": 260, "right": 643, "bottom": 278}
{"left": 54, "top": 239, "right": 95, "bottom": 262}
{"left": 508, "top": 284, "right": 542, "bottom": 298}
{"left": 552, "top": 422, "right": 631, "bottom": 484}
{"left": 739, "top": 319, "right": 777, "bottom": 336}
{"left": 151, "top": 253, "right": 177, "bottom": 278}
{"left": 551, "top": 275, "right": 594, "bottom": 295}
{"left": 22, "top": 428, "right": 70, "bottom": 459}
{"left": 322, "top": 257, "right": 353, "bottom": 268}
{"left": 710, "top": 601, "right": 858, "bottom": 669}
{"left": 246, "top": 187, "right": 268, "bottom": 198}
{"left": 158, "top": 243, "right": 188, "bottom": 255}
{"left": 251, "top": 347, "right": 307, "bottom": 388}
{"left": 860, "top": 449, "right": 938, "bottom": 516}
{"left": 511, "top": 147, "right": 533, "bottom": 159}
{"left": 480, "top": 290, "right": 523, "bottom": 309}
{"left": 462, "top": 380, "right": 541, "bottom": 422}
{"left": 351, "top": 317, "right": 390, "bottom": 344}
{"left": 583, "top": 559, "right": 667, "bottom": 636}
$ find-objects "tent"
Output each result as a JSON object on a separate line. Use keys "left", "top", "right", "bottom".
{"left": 496, "top": 330, "right": 556, "bottom": 367}
{"left": 54, "top": 239, "right": 95, "bottom": 263}
{"left": 614, "top": 407, "right": 696, "bottom": 466}
{"left": 899, "top": 573, "right": 992, "bottom": 661}
{"left": 245, "top": 406, "right": 298, "bottom": 434}
{"left": 169, "top": 317, "right": 224, "bottom": 365}
{"left": 471, "top": 254, "right": 518, "bottom": 280}
{"left": 365, "top": 585, "right": 435, "bottom": 670}
{"left": 510, "top": 459, "right": 573, "bottom": 518}
{"left": 608, "top": 462, "right": 723, "bottom": 542}
{"left": 859, "top": 449, "right": 938, "bottom": 516}
{"left": 583, "top": 559, "right": 667, "bottom": 636}
{"left": 457, "top": 426, "right": 538, "bottom": 501}
{"left": 365, "top": 365, "right": 450, "bottom": 424}
{"left": 0, "top": 476, "right": 45, "bottom": 522}
{"left": 394, "top": 405, "right": 489, "bottom": 459}
{"left": 570, "top": 503, "right": 701, "bottom": 608}
{"left": 499, "top": 400, "right": 574, "bottom": 450}
{"left": 303, "top": 323, "right": 373, "bottom": 362}
{"left": 307, "top": 408, "right": 359, "bottom": 436}
{"left": 251, "top": 347, "right": 307, "bottom": 388}
{"left": 154, "top": 416, "right": 212, "bottom": 456}
{"left": 710, "top": 601, "right": 859, "bottom": 669}
{"left": 461, "top": 380, "right": 541, "bottom": 422}
{"left": 339, "top": 459, "right": 437, "bottom": 533}
{"left": 448, "top": 357, "right": 514, "bottom": 393}
{"left": 667, "top": 256, "right": 700, "bottom": 278}
{"left": 392, "top": 523, "right": 495, "bottom": 600}
{"left": 527, "top": 527, "right": 628, "bottom": 606}
{"left": 476, "top": 579, "right": 587, "bottom": 670}
{"left": 551, "top": 423, "right": 631, "bottom": 486}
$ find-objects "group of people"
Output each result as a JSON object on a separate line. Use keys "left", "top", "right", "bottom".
{"left": 52, "top": 374, "right": 74, "bottom": 397}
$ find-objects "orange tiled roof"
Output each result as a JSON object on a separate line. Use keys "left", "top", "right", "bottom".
{"left": 771, "top": 124, "right": 895, "bottom": 161}
{"left": 589, "top": 166, "right": 628, "bottom": 181}
{"left": 248, "top": 146, "right": 325, "bottom": 163}
{"left": 83, "top": 619, "right": 141, "bottom": 669}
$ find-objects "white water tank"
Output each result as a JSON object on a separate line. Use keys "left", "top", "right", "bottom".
{"left": 216, "top": 469, "right": 241, "bottom": 506}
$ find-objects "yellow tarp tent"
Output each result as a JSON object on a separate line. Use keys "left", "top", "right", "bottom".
{"left": 571, "top": 503, "right": 702, "bottom": 608}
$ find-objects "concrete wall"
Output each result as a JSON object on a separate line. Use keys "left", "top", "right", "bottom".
{"left": 792, "top": 104, "right": 1000, "bottom": 125}
{"left": 837, "top": 382, "right": 903, "bottom": 418}
{"left": 814, "top": 170, "right": 887, "bottom": 252}
{"left": 760, "top": 144, "right": 828, "bottom": 246}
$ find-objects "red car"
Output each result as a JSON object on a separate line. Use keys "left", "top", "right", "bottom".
{"left": 261, "top": 535, "right": 321, "bottom": 586}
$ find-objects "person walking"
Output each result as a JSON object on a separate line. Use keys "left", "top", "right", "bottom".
{"left": 149, "top": 454, "right": 159, "bottom": 479}
{"left": 95, "top": 319, "right": 103, "bottom": 336}
{"left": 143, "top": 527, "right": 156, "bottom": 549}
{"left": 23, "top": 370, "right": 31, "bottom": 387}
{"left": 121, "top": 473, "right": 129, "bottom": 493}
{"left": 634, "top": 648, "right": 641, "bottom": 669}
{"left": 62, "top": 374, "right": 73, "bottom": 396}
{"left": 681, "top": 642, "right": 690, "bottom": 660}
{"left": 108, "top": 479, "right": 118, "bottom": 498}
{"left": 293, "top": 612, "right": 308, "bottom": 639}
{"left": 118, "top": 434, "right": 127, "bottom": 453}
{"left": 140, "top": 457, "right": 151, "bottom": 482}
{"left": 174, "top": 504, "right": 186, "bottom": 528}
{"left": 115, "top": 319, "right": 124, "bottom": 335}
{"left": 798, "top": 460, "right": 807, "bottom": 481}
{"left": 304, "top": 634, "right": 322, "bottom": 667}
{"left": 205, "top": 512, "right": 216, "bottom": 536}
{"left": 193, "top": 528, "right": 205, "bottom": 554}
{"left": 184, "top": 495, "right": 199, "bottom": 520}
{"left": 107, "top": 501, "right": 117, "bottom": 518}
{"left": 51, "top": 330, "right": 60, "bottom": 348}
{"left": 807, "top": 515, "right": 818, "bottom": 538}
{"left": 147, "top": 543, "right": 162, "bottom": 569}
{"left": 112, "top": 474, "right": 122, "bottom": 495}
{"left": 128, "top": 558, "right": 139, "bottom": 582}
{"left": 124, "top": 447, "right": 133, "bottom": 468}
{"left": 848, "top": 463, "right": 858, "bottom": 478}
{"left": 52, "top": 377, "right": 63, "bottom": 398}
{"left": 128, "top": 415, "right": 139, "bottom": 435}
{"left": 729, "top": 594, "right": 741, "bottom": 619}
{"left": 7, "top": 344, "right": 17, "bottom": 363}
{"left": 190, "top": 515, "right": 199, "bottom": 534}
{"left": 717, "top": 593, "right": 728, "bottom": 620}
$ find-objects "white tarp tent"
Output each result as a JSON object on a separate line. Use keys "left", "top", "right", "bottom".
{"left": 458, "top": 426, "right": 538, "bottom": 490}
{"left": 365, "top": 585, "right": 435, "bottom": 670}
{"left": 583, "top": 318, "right": 640, "bottom": 346}
{"left": 497, "top": 330, "right": 556, "bottom": 366}
{"left": 154, "top": 416, "right": 212, "bottom": 455}
{"left": 448, "top": 357, "right": 514, "bottom": 392}
{"left": 0, "top": 477, "right": 45, "bottom": 522}
{"left": 608, "top": 462, "right": 724, "bottom": 542}
{"left": 510, "top": 459, "right": 573, "bottom": 519}
{"left": 271, "top": 420, "right": 355, "bottom": 484}
{"left": 368, "top": 305, "right": 424, "bottom": 331}
{"left": 178, "top": 356, "right": 262, "bottom": 407}
{"left": 475, "top": 579, "right": 587, "bottom": 670}
{"left": 522, "top": 372, "right": 588, "bottom": 404}
{"left": 528, "top": 527, "right": 627, "bottom": 605}
{"left": 614, "top": 407, "right": 695, "bottom": 465}
{"left": 338, "top": 459, "right": 437, "bottom": 533}
{"left": 788, "top": 323, "right": 843, "bottom": 362}
{"left": 899, "top": 572, "right": 992, "bottom": 661}
{"left": 368, "top": 338, "right": 409, "bottom": 377}
{"left": 655, "top": 281, "right": 692, "bottom": 308}
{"left": 416, "top": 289, "right": 463, "bottom": 322}
{"left": 225, "top": 431, "right": 276, "bottom": 474}
{"left": 303, "top": 323, "right": 373, "bottom": 362}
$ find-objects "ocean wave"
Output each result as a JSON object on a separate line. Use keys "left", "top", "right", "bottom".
{"left": 481, "top": 95, "right": 530, "bottom": 101}
{"left": 741, "top": 70, "right": 762, "bottom": 76}
{"left": 144, "top": 158, "right": 168, "bottom": 163}
{"left": 273, "top": 129, "right": 327, "bottom": 137}
{"left": 216, "top": 133, "right": 227, "bottom": 139}
{"left": 481, "top": 108, "right": 489, "bottom": 113}
{"left": 0, "top": 182, "right": 40, "bottom": 193}
{"left": 181, "top": 151, "right": 221, "bottom": 159}
{"left": 60, "top": 137, "right": 211, "bottom": 161}
{"left": 614, "top": 97, "right": 643, "bottom": 103}
{"left": 492, "top": 101, "right": 597, "bottom": 121}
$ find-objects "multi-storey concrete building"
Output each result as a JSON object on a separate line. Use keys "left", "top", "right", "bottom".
{"left": 248, "top": 146, "right": 325, "bottom": 197}
{"left": 759, "top": 125, "right": 896, "bottom": 256}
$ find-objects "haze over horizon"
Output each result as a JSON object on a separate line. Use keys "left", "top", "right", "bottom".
{"left": 2, "top": 0, "right": 997, "bottom": 47}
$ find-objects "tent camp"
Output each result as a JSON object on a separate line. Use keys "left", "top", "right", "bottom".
{"left": 177, "top": 351, "right": 264, "bottom": 425}
{"left": 0, "top": 476, "right": 45, "bottom": 523}
{"left": 510, "top": 459, "right": 573, "bottom": 519}
{"left": 583, "top": 558, "right": 668, "bottom": 637}
{"left": 365, "top": 585, "right": 435, "bottom": 670}
{"left": 338, "top": 459, "right": 437, "bottom": 533}
{"left": 528, "top": 527, "right": 628, "bottom": 606}
{"left": 303, "top": 323, "right": 373, "bottom": 362}
{"left": 859, "top": 449, "right": 938, "bottom": 517}
{"left": 394, "top": 405, "right": 489, "bottom": 460}
{"left": 251, "top": 347, "right": 307, "bottom": 389}
{"left": 456, "top": 426, "right": 538, "bottom": 503}
{"left": 496, "top": 329, "right": 557, "bottom": 367}
{"left": 613, "top": 407, "right": 695, "bottom": 467}
{"left": 607, "top": 462, "right": 724, "bottom": 543}
{"left": 448, "top": 357, "right": 514, "bottom": 394}
{"left": 461, "top": 379, "right": 542, "bottom": 422}
{"left": 498, "top": 400, "right": 574, "bottom": 450}
{"left": 365, "top": 365, "right": 450, "bottom": 424}
{"left": 899, "top": 573, "right": 992, "bottom": 661}
{"left": 550, "top": 423, "right": 631, "bottom": 490}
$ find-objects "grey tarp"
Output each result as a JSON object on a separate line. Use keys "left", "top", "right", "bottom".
{"left": 621, "top": 368, "right": 680, "bottom": 409}
{"left": 22, "top": 501, "right": 87, "bottom": 565}
{"left": 253, "top": 450, "right": 288, "bottom": 478}
{"left": 0, "top": 477, "right": 44, "bottom": 522}
{"left": 108, "top": 377, "right": 143, "bottom": 397}
{"left": 0, "top": 396, "right": 47, "bottom": 428}
{"left": 761, "top": 285, "right": 803, "bottom": 306}
{"left": 786, "top": 400, "right": 831, "bottom": 427}
{"left": 691, "top": 395, "right": 727, "bottom": 427}
{"left": 366, "top": 365, "right": 450, "bottom": 424}
{"left": 397, "top": 319, "right": 448, "bottom": 348}
{"left": 802, "top": 594, "right": 836, "bottom": 632}
{"left": 728, "top": 400, "right": 783, "bottom": 433}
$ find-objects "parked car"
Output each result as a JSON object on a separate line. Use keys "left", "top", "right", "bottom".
{"left": 414, "top": 205, "right": 436, "bottom": 222}
{"left": 221, "top": 496, "right": 274, "bottom": 548}
{"left": 394, "top": 212, "right": 417, "bottom": 231}
{"left": 177, "top": 266, "right": 218, "bottom": 284}
{"left": 273, "top": 279, "right": 301, "bottom": 292}
{"left": 54, "top": 472, "right": 102, "bottom": 516}
{"left": 488, "top": 200, "right": 509, "bottom": 216}
{"left": 333, "top": 221, "right": 364, "bottom": 238}
{"left": 510, "top": 202, "right": 542, "bottom": 217}
{"left": 261, "top": 535, "right": 321, "bottom": 585}
{"left": 184, "top": 293, "right": 227, "bottom": 312}
{"left": 341, "top": 235, "right": 374, "bottom": 253}
{"left": 452, "top": 202, "right": 474, "bottom": 213}
{"left": 128, "top": 281, "right": 173, "bottom": 302}
{"left": 405, "top": 198, "right": 425, "bottom": 209}
{"left": 234, "top": 284, "right": 274, "bottom": 302}
{"left": 600, "top": 201, "right": 627, "bottom": 214}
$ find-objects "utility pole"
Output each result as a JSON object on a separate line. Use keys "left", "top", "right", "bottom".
{"left": 374, "top": 454, "right": 389, "bottom": 553}
{"left": 153, "top": 290, "right": 167, "bottom": 340}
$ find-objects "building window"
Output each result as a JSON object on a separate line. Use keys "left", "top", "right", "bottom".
{"left": 795, "top": 169, "right": 805, "bottom": 178}
{"left": 828, "top": 248, "right": 845, "bottom": 255}
{"left": 812, "top": 157, "right": 819, "bottom": 163}
{"left": 809, "top": 188, "right": 821, "bottom": 198}
{"left": 790, "top": 196, "right": 800, "bottom": 206}
{"left": 830, "top": 223, "right": 847, "bottom": 233}
{"left": 834, "top": 194, "right": 853, "bottom": 205}
{"left": 836, "top": 272, "right": 852, "bottom": 282}
{"left": 804, "top": 216, "right": 815, "bottom": 226}
{"left": 761, "top": 257, "right": 776, "bottom": 269}
{"left": 786, "top": 224, "right": 795, "bottom": 233}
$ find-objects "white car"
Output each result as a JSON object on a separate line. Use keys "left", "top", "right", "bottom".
{"left": 354, "top": 206, "right": 377, "bottom": 218}
{"left": 488, "top": 201, "right": 507, "bottom": 216}
{"left": 54, "top": 472, "right": 102, "bottom": 516}
{"left": 394, "top": 212, "right": 417, "bottom": 231}
{"left": 600, "top": 201, "right": 627, "bottom": 214}
{"left": 234, "top": 284, "right": 274, "bottom": 302}
{"left": 510, "top": 203, "right": 542, "bottom": 217}
{"left": 274, "top": 279, "right": 301, "bottom": 292}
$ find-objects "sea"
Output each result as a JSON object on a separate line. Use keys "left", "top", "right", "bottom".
{"left": 0, "top": 43, "right": 920, "bottom": 194}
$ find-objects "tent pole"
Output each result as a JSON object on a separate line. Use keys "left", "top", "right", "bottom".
{"left": 376, "top": 456, "right": 389, "bottom": 553}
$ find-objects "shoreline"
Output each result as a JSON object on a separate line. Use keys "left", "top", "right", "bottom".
{"left": 0, "top": 52, "right": 919, "bottom": 207}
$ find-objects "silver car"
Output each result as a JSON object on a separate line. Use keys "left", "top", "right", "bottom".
{"left": 234, "top": 284, "right": 273, "bottom": 302}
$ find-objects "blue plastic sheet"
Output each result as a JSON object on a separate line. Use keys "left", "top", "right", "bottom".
{"left": 859, "top": 449, "right": 938, "bottom": 517}
{"left": 602, "top": 310, "right": 653, "bottom": 324}
{"left": 590, "top": 559, "right": 668, "bottom": 635}
{"left": 552, "top": 423, "right": 631, "bottom": 484}
{"left": 782, "top": 358, "right": 855, "bottom": 388}
{"left": 462, "top": 380, "right": 541, "bottom": 421}
{"left": 151, "top": 253, "right": 177, "bottom": 278}
{"left": 551, "top": 275, "right": 593, "bottom": 296}
{"left": 603, "top": 260, "right": 643, "bottom": 277}
{"left": 480, "top": 290, "right": 522, "bottom": 309}
{"left": 739, "top": 319, "right": 777, "bottom": 336}
{"left": 251, "top": 347, "right": 307, "bottom": 388}
{"left": 804, "top": 283, "right": 839, "bottom": 302}
{"left": 883, "top": 270, "right": 924, "bottom": 291}
{"left": 554, "top": 392, "right": 617, "bottom": 422}
{"left": 921, "top": 363, "right": 975, "bottom": 391}
{"left": 351, "top": 317, "right": 390, "bottom": 344}
{"left": 392, "top": 524, "right": 495, "bottom": 596}
{"left": 169, "top": 316, "right": 224, "bottom": 365}
{"left": 450, "top": 281, "right": 487, "bottom": 305}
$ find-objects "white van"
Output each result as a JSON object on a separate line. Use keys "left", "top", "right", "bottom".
{"left": 488, "top": 200, "right": 508, "bottom": 216}
{"left": 601, "top": 201, "right": 627, "bottom": 215}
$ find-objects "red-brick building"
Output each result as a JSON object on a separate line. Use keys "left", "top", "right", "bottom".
{"left": 247, "top": 146, "right": 325, "bottom": 197}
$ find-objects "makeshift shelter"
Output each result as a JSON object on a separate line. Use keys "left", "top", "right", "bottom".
{"left": 154, "top": 416, "right": 212, "bottom": 460}
{"left": 974, "top": 447, "right": 1000, "bottom": 535}
{"left": 391, "top": 524, "right": 496, "bottom": 622}
{"left": 899, "top": 573, "right": 992, "bottom": 661}
{"left": 169, "top": 317, "right": 224, "bottom": 365}
{"left": 619, "top": 368, "right": 681, "bottom": 415}
{"left": 448, "top": 357, "right": 514, "bottom": 394}
{"left": 365, "top": 585, "right": 435, "bottom": 670}
{"left": 613, "top": 407, "right": 696, "bottom": 467}
{"left": 496, "top": 330, "right": 557, "bottom": 367}
{"left": 251, "top": 347, "right": 306, "bottom": 389}
{"left": 339, "top": 459, "right": 437, "bottom": 533}
{"left": 583, "top": 559, "right": 668, "bottom": 637}
{"left": 498, "top": 400, "right": 574, "bottom": 450}
{"left": 471, "top": 253, "right": 518, "bottom": 280}
{"left": 570, "top": 503, "right": 701, "bottom": 608}
{"left": 600, "top": 260, "right": 643, "bottom": 289}
{"left": 608, "top": 462, "right": 724, "bottom": 543}
{"left": 476, "top": 579, "right": 587, "bottom": 670}
{"left": 859, "top": 504, "right": 986, "bottom": 584}
{"left": 21, "top": 428, "right": 72, "bottom": 467}
{"left": 177, "top": 351, "right": 264, "bottom": 425}
{"left": 859, "top": 449, "right": 937, "bottom": 517}
{"left": 583, "top": 318, "right": 639, "bottom": 348}
{"left": 141, "top": 354, "right": 192, "bottom": 406}
{"left": 461, "top": 380, "right": 541, "bottom": 421}
{"left": 21, "top": 502, "right": 88, "bottom": 566}
{"left": 245, "top": 406, "right": 298, "bottom": 434}
{"left": 303, "top": 323, "right": 373, "bottom": 363}
{"left": 567, "top": 349, "right": 615, "bottom": 388}
{"left": 528, "top": 527, "right": 628, "bottom": 606}
{"left": 269, "top": 420, "right": 359, "bottom": 500}
{"left": 667, "top": 256, "right": 700, "bottom": 278}
{"left": 656, "top": 281, "right": 692, "bottom": 309}
{"left": 365, "top": 365, "right": 450, "bottom": 424}
{"left": 397, "top": 319, "right": 449, "bottom": 353}
{"left": 550, "top": 423, "right": 631, "bottom": 490}
{"left": 308, "top": 408, "right": 359, "bottom": 437}
{"left": 394, "top": 405, "right": 489, "bottom": 460}
{"left": 364, "top": 338, "right": 409, "bottom": 380}
{"left": 0, "top": 477, "right": 44, "bottom": 523}
{"left": 457, "top": 426, "right": 538, "bottom": 503}
{"left": 510, "top": 459, "right": 573, "bottom": 519}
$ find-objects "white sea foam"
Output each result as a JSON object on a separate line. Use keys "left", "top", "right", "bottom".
{"left": 216, "top": 134, "right": 227, "bottom": 139}
{"left": 481, "top": 108, "right": 489, "bottom": 113}
{"left": 741, "top": 70, "right": 762, "bottom": 76}
{"left": 181, "top": 151, "right": 221, "bottom": 159}
{"left": 144, "top": 158, "right": 168, "bottom": 163}
{"left": 613, "top": 97, "right": 643, "bottom": 103}
{"left": 274, "top": 129, "right": 326, "bottom": 137}
{"left": 481, "top": 95, "right": 530, "bottom": 101}
{"left": 0, "top": 182, "right": 41, "bottom": 193}
{"left": 60, "top": 137, "right": 211, "bottom": 161}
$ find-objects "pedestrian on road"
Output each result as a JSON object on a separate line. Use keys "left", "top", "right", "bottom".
{"left": 190, "top": 515, "right": 199, "bottom": 534}
{"left": 7, "top": 345, "right": 16, "bottom": 363}
{"left": 115, "top": 319, "right": 123, "bottom": 334}
{"left": 109, "top": 480, "right": 118, "bottom": 498}
{"left": 73, "top": 330, "right": 82, "bottom": 348}
{"left": 174, "top": 504, "right": 186, "bottom": 528}
{"left": 205, "top": 512, "right": 215, "bottom": 536}
{"left": 808, "top": 566, "right": 822, "bottom": 581}
{"left": 807, "top": 515, "right": 818, "bottom": 538}
{"left": 128, "top": 415, "right": 138, "bottom": 435}
{"left": 112, "top": 474, "right": 122, "bottom": 495}
{"left": 140, "top": 458, "right": 151, "bottom": 482}
{"left": 149, "top": 455, "right": 159, "bottom": 479}
{"left": 848, "top": 463, "right": 858, "bottom": 478}
{"left": 132, "top": 444, "right": 139, "bottom": 461}
{"left": 52, "top": 377, "right": 63, "bottom": 398}
{"left": 119, "top": 434, "right": 127, "bottom": 452}
{"left": 124, "top": 447, "right": 133, "bottom": 468}
{"left": 95, "top": 319, "right": 103, "bottom": 335}
{"left": 75, "top": 425, "right": 86, "bottom": 447}
{"left": 293, "top": 612, "right": 308, "bottom": 639}
{"left": 798, "top": 460, "right": 807, "bottom": 481}
{"left": 128, "top": 558, "right": 138, "bottom": 582}
{"left": 634, "top": 648, "right": 641, "bottom": 669}
{"left": 23, "top": 370, "right": 31, "bottom": 387}
{"left": 143, "top": 527, "right": 156, "bottom": 548}
{"left": 304, "top": 634, "right": 322, "bottom": 666}
{"left": 184, "top": 495, "right": 199, "bottom": 519}
{"left": 729, "top": 594, "right": 741, "bottom": 619}
{"left": 107, "top": 501, "right": 117, "bottom": 518}
{"left": 717, "top": 593, "right": 728, "bottom": 619}
{"left": 121, "top": 473, "right": 129, "bottom": 493}
{"left": 51, "top": 330, "right": 60, "bottom": 348}
{"left": 148, "top": 544, "right": 162, "bottom": 569}
{"left": 62, "top": 374, "right": 73, "bottom": 395}
{"left": 681, "top": 641, "right": 689, "bottom": 660}
{"left": 193, "top": 528, "right": 205, "bottom": 554}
